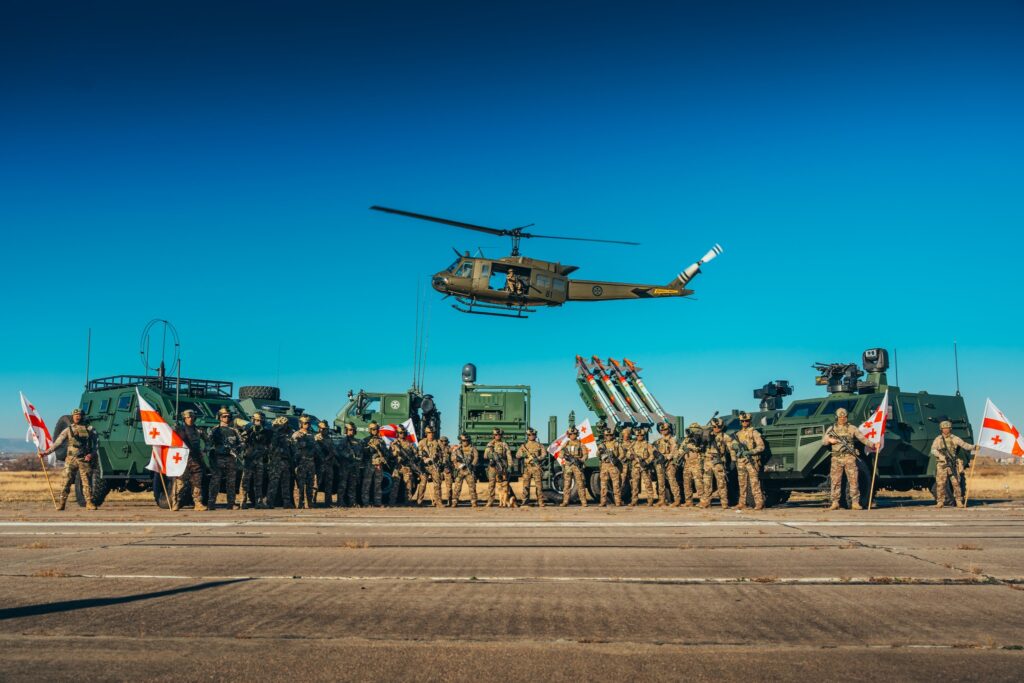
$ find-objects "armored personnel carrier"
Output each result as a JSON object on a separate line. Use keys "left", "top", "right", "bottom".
{"left": 728, "top": 348, "right": 973, "bottom": 506}
{"left": 236, "top": 385, "right": 320, "bottom": 430}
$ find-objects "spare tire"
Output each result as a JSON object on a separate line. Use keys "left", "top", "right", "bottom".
{"left": 52, "top": 415, "right": 72, "bottom": 461}
{"left": 238, "top": 385, "right": 281, "bottom": 401}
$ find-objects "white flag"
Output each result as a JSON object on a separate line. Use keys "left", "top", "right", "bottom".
{"left": 858, "top": 390, "right": 889, "bottom": 450}
{"left": 978, "top": 398, "right": 1023, "bottom": 457}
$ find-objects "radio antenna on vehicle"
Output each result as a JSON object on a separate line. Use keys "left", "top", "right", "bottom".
{"left": 85, "top": 328, "right": 92, "bottom": 390}
{"left": 953, "top": 341, "right": 961, "bottom": 397}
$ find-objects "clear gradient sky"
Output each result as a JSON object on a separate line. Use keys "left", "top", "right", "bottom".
{"left": 2, "top": 1, "right": 1022, "bottom": 439}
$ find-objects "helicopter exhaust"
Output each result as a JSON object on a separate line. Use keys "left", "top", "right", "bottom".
{"left": 669, "top": 244, "right": 723, "bottom": 288}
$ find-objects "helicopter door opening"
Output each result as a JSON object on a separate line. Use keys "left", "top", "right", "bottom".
{"left": 487, "top": 263, "right": 528, "bottom": 295}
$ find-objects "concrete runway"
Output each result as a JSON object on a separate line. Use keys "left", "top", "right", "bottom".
{"left": 1, "top": 500, "right": 1023, "bottom": 681}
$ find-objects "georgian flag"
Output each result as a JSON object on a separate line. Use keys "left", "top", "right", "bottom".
{"left": 380, "top": 418, "right": 418, "bottom": 448}
{"left": 858, "top": 390, "right": 889, "bottom": 450}
{"left": 20, "top": 392, "right": 54, "bottom": 466}
{"left": 978, "top": 399, "right": 1023, "bottom": 457}
{"left": 136, "top": 389, "right": 190, "bottom": 476}
{"left": 547, "top": 418, "right": 598, "bottom": 465}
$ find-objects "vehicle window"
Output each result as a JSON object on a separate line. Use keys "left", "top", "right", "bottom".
{"left": 481, "top": 264, "right": 490, "bottom": 276}
{"left": 99, "top": 398, "right": 110, "bottom": 412}
{"left": 901, "top": 400, "right": 917, "bottom": 415}
{"left": 823, "top": 399, "right": 858, "bottom": 416}
{"left": 361, "top": 397, "right": 380, "bottom": 419}
{"left": 537, "top": 274, "right": 551, "bottom": 288}
{"left": 784, "top": 401, "right": 822, "bottom": 418}
{"left": 456, "top": 263, "right": 473, "bottom": 278}
{"left": 446, "top": 258, "right": 460, "bottom": 273}
{"left": 80, "top": 400, "right": 91, "bottom": 414}
{"left": 116, "top": 395, "right": 132, "bottom": 411}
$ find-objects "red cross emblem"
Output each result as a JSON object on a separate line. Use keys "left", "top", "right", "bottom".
{"left": 991, "top": 435, "right": 1003, "bottom": 445}
{"left": 865, "top": 429, "right": 877, "bottom": 439}
{"left": 149, "top": 427, "right": 160, "bottom": 440}
{"left": 862, "top": 421, "right": 873, "bottom": 429}
{"left": 173, "top": 453, "right": 182, "bottom": 464}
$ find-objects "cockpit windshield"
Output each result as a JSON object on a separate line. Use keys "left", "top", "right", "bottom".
{"left": 446, "top": 258, "right": 461, "bottom": 274}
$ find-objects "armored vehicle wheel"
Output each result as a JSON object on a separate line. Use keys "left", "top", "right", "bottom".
{"left": 763, "top": 489, "right": 790, "bottom": 508}
{"left": 92, "top": 478, "right": 110, "bottom": 507}
{"left": 588, "top": 471, "right": 602, "bottom": 500}
{"left": 153, "top": 474, "right": 173, "bottom": 509}
{"left": 52, "top": 415, "right": 72, "bottom": 461}
{"left": 381, "top": 472, "right": 394, "bottom": 498}
{"left": 238, "top": 385, "right": 281, "bottom": 401}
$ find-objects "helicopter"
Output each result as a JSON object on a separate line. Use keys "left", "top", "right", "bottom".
{"left": 371, "top": 205, "right": 724, "bottom": 319}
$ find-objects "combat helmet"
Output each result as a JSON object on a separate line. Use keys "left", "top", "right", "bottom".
{"left": 217, "top": 407, "right": 232, "bottom": 418}
{"left": 710, "top": 417, "right": 726, "bottom": 430}
{"left": 939, "top": 420, "right": 953, "bottom": 429}
{"left": 738, "top": 412, "right": 752, "bottom": 421}
{"left": 272, "top": 416, "right": 289, "bottom": 429}
{"left": 835, "top": 407, "right": 848, "bottom": 418}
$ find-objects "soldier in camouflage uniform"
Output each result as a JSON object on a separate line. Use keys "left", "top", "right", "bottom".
{"left": 700, "top": 418, "right": 732, "bottom": 509}
{"left": 362, "top": 422, "right": 390, "bottom": 507}
{"left": 415, "top": 426, "right": 445, "bottom": 507}
{"left": 266, "top": 417, "right": 295, "bottom": 508}
{"left": 517, "top": 428, "right": 546, "bottom": 507}
{"left": 450, "top": 433, "right": 479, "bottom": 507}
{"left": 238, "top": 411, "right": 271, "bottom": 509}
{"left": 930, "top": 420, "right": 978, "bottom": 508}
{"left": 559, "top": 426, "right": 589, "bottom": 507}
{"left": 824, "top": 407, "right": 873, "bottom": 510}
{"left": 680, "top": 422, "right": 705, "bottom": 507}
{"left": 439, "top": 436, "right": 454, "bottom": 504}
{"left": 315, "top": 420, "right": 337, "bottom": 507}
{"left": 41, "top": 408, "right": 98, "bottom": 511}
{"left": 207, "top": 407, "right": 243, "bottom": 510}
{"left": 388, "top": 425, "right": 417, "bottom": 506}
{"left": 618, "top": 426, "right": 633, "bottom": 499}
{"left": 733, "top": 412, "right": 766, "bottom": 510}
{"left": 597, "top": 428, "right": 623, "bottom": 506}
{"left": 629, "top": 429, "right": 656, "bottom": 507}
{"left": 656, "top": 422, "right": 680, "bottom": 507}
{"left": 172, "top": 409, "right": 207, "bottom": 511}
{"left": 484, "top": 428, "right": 513, "bottom": 508}
{"left": 292, "top": 415, "right": 318, "bottom": 509}
{"left": 337, "top": 422, "right": 364, "bottom": 507}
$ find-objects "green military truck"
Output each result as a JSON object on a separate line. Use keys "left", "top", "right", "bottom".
{"left": 55, "top": 372, "right": 242, "bottom": 508}
{"left": 333, "top": 387, "right": 440, "bottom": 437}
{"left": 724, "top": 348, "right": 974, "bottom": 507}
{"left": 458, "top": 363, "right": 534, "bottom": 481}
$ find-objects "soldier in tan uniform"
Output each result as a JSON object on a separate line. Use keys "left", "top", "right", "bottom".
{"left": 41, "top": 408, "right": 98, "bottom": 510}
{"left": 618, "top": 426, "right": 633, "bottom": 498}
{"left": 680, "top": 422, "right": 705, "bottom": 507}
{"left": 733, "top": 412, "right": 766, "bottom": 510}
{"left": 450, "top": 433, "right": 479, "bottom": 507}
{"left": 362, "top": 422, "right": 390, "bottom": 507}
{"left": 484, "top": 428, "right": 513, "bottom": 508}
{"left": 629, "top": 430, "right": 656, "bottom": 507}
{"left": 415, "top": 426, "right": 446, "bottom": 508}
{"left": 823, "top": 407, "right": 873, "bottom": 510}
{"left": 656, "top": 422, "right": 680, "bottom": 507}
{"left": 700, "top": 418, "right": 733, "bottom": 509}
{"left": 597, "top": 428, "right": 623, "bottom": 506}
{"left": 388, "top": 425, "right": 417, "bottom": 506}
{"left": 930, "top": 420, "right": 979, "bottom": 508}
{"left": 559, "top": 426, "right": 590, "bottom": 507}
{"left": 517, "top": 428, "right": 546, "bottom": 507}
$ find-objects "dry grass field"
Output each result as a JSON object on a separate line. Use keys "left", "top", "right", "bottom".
{"left": 2, "top": 459, "right": 1021, "bottom": 506}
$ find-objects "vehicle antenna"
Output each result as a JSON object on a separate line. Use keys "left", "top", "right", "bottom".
{"left": 174, "top": 332, "right": 181, "bottom": 419}
{"left": 894, "top": 348, "right": 899, "bottom": 386}
{"left": 954, "top": 341, "right": 961, "bottom": 397}
{"left": 420, "top": 299, "right": 432, "bottom": 391}
{"left": 276, "top": 343, "right": 281, "bottom": 388}
{"left": 85, "top": 328, "right": 91, "bottom": 390}
{"left": 413, "top": 283, "right": 422, "bottom": 391}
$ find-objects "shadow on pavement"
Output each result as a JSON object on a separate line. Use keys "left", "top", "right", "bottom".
{"left": 0, "top": 578, "right": 250, "bottom": 621}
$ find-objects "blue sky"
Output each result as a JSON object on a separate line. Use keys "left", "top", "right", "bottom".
{"left": 2, "top": 1, "right": 1022, "bottom": 439}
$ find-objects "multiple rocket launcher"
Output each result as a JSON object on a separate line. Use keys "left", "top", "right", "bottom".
{"left": 575, "top": 355, "right": 675, "bottom": 430}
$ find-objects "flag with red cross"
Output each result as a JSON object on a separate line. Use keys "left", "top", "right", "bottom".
{"left": 137, "top": 389, "right": 190, "bottom": 476}
{"left": 979, "top": 398, "right": 1023, "bottom": 457}
{"left": 858, "top": 389, "right": 889, "bottom": 451}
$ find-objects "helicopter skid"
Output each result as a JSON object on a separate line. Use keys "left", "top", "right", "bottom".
{"left": 451, "top": 296, "right": 539, "bottom": 319}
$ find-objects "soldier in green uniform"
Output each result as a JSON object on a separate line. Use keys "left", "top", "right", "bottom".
{"left": 239, "top": 411, "right": 271, "bottom": 509}
{"left": 517, "top": 428, "right": 546, "bottom": 507}
{"left": 315, "top": 420, "right": 338, "bottom": 507}
{"left": 439, "top": 436, "right": 454, "bottom": 504}
{"left": 172, "top": 409, "right": 207, "bottom": 511}
{"left": 41, "top": 408, "right": 98, "bottom": 510}
{"left": 291, "top": 415, "right": 318, "bottom": 509}
{"left": 484, "top": 428, "right": 513, "bottom": 508}
{"left": 700, "top": 418, "right": 732, "bottom": 509}
{"left": 450, "top": 433, "right": 479, "bottom": 507}
{"left": 388, "top": 425, "right": 417, "bottom": 506}
{"left": 597, "top": 428, "right": 624, "bottom": 506}
{"left": 207, "top": 407, "right": 243, "bottom": 510}
{"left": 559, "top": 426, "right": 589, "bottom": 507}
{"left": 266, "top": 417, "right": 295, "bottom": 508}
{"left": 733, "top": 412, "right": 766, "bottom": 510}
{"left": 930, "top": 420, "right": 979, "bottom": 508}
{"left": 655, "top": 422, "right": 679, "bottom": 507}
{"left": 629, "top": 429, "right": 656, "bottom": 507}
{"left": 680, "top": 422, "right": 705, "bottom": 507}
{"left": 337, "top": 422, "right": 364, "bottom": 507}
{"left": 823, "top": 407, "right": 873, "bottom": 510}
{"left": 362, "top": 422, "right": 390, "bottom": 507}
{"left": 415, "top": 426, "right": 445, "bottom": 507}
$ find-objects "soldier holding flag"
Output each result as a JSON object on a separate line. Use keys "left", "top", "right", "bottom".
{"left": 40, "top": 408, "right": 98, "bottom": 511}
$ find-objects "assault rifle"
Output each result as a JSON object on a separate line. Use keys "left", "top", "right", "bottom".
{"left": 825, "top": 427, "right": 859, "bottom": 457}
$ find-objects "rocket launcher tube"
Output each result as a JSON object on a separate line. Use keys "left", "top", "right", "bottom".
{"left": 621, "top": 358, "right": 670, "bottom": 422}
{"left": 606, "top": 358, "right": 657, "bottom": 424}
{"left": 591, "top": 356, "right": 646, "bottom": 424}
{"left": 576, "top": 356, "right": 624, "bottom": 422}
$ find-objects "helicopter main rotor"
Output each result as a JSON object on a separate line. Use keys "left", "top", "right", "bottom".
{"left": 370, "top": 205, "right": 640, "bottom": 256}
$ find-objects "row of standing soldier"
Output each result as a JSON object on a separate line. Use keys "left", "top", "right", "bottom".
{"left": 41, "top": 407, "right": 980, "bottom": 511}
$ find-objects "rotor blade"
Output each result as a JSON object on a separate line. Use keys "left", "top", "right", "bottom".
{"left": 525, "top": 233, "right": 641, "bottom": 246}
{"left": 370, "top": 206, "right": 507, "bottom": 237}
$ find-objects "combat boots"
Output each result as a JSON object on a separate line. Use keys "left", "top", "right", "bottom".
{"left": 58, "top": 495, "right": 67, "bottom": 511}
{"left": 956, "top": 500, "right": 966, "bottom": 508}
{"left": 754, "top": 503, "right": 764, "bottom": 511}
{"left": 86, "top": 501, "right": 97, "bottom": 511}
{"left": 828, "top": 502, "right": 840, "bottom": 511}
{"left": 851, "top": 502, "right": 863, "bottom": 510}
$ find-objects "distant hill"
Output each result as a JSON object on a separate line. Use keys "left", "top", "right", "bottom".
{"left": 0, "top": 437, "right": 35, "bottom": 456}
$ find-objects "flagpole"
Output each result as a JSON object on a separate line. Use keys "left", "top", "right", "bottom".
{"left": 867, "top": 444, "right": 880, "bottom": 510}
{"left": 158, "top": 469, "right": 174, "bottom": 513}
{"left": 964, "top": 404, "right": 985, "bottom": 507}
{"left": 36, "top": 450, "right": 59, "bottom": 510}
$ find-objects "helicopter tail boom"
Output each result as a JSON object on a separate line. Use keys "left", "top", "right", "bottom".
{"left": 667, "top": 243, "right": 723, "bottom": 288}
